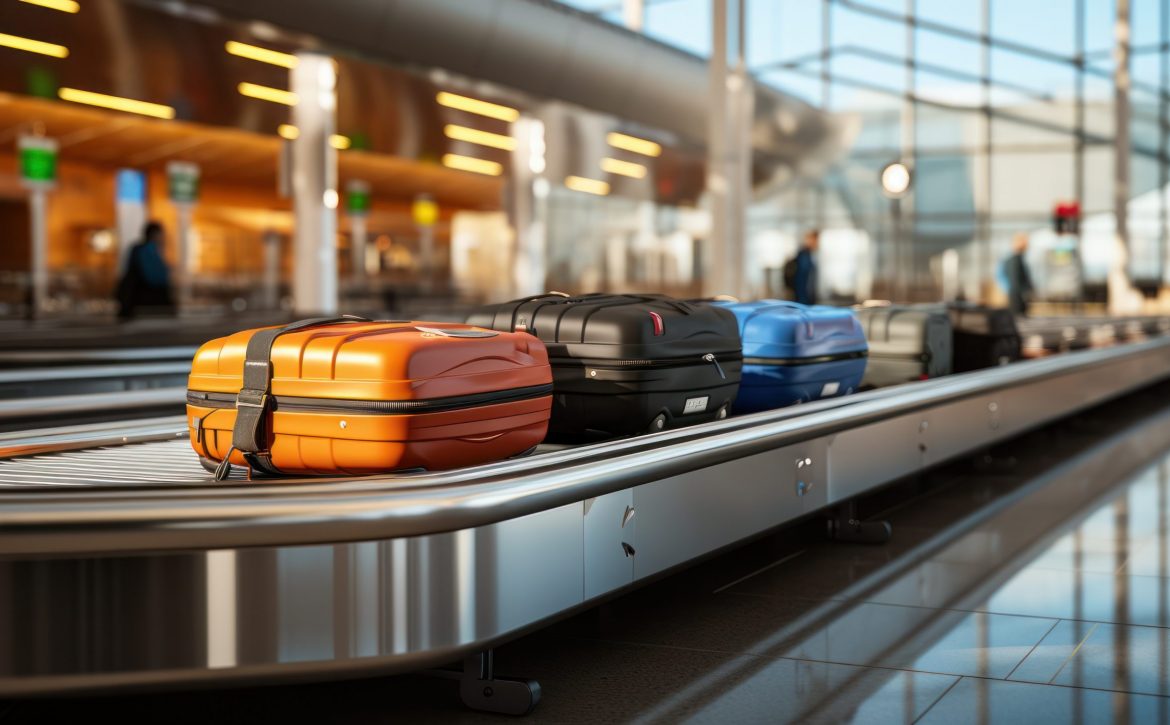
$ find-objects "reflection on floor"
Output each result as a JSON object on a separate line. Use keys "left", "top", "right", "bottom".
{"left": 8, "top": 384, "right": 1170, "bottom": 724}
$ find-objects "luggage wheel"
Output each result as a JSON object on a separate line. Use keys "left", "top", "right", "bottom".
{"left": 198, "top": 456, "right": 219, "bottom": 475}
{"left": 648, "top": 413, "right": 668, "bottom": 433}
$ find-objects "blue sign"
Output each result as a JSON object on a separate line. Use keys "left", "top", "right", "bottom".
{"left": 116, "top": 169, "right": 147, "bottom": 203}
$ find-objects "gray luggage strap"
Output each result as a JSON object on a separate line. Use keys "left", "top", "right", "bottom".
{"left": 214, "top": 315, "right": 371, "bottom": 480}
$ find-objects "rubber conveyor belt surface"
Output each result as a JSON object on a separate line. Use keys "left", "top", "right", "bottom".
{"left": 0, "top": 439, "right": 244, "bottom": 487}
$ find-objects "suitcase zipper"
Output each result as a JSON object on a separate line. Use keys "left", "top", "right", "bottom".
{"left": 742, "top": 350, "right": 868, "bottom": 367}
{"left": 867, "top": 351, "right": 933, "bottom": 362}
{"left": 186, "top": 383, "right": 554, "bottom": 415}
{"left": 550, "top": 352, "right": 742, "bottom": 370}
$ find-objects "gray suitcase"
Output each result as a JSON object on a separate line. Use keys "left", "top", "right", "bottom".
{"left": 854, "top": 305, "right": 953, "bottom": 387}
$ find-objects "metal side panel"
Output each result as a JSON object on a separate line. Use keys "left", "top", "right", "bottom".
{"left": 918, "top": 394, "right": 998, "bottom": 469}
{"left": 827, "top": 413, "right": 924, "bottom": 503}
{"left": 583, "top": 490, "right": 634, "bottom": 600}
{"left": 631, "top": 440, "right": 827, "bottom": 581}
{"left": 0, "top": 504, "right": 583, "bottom": 696}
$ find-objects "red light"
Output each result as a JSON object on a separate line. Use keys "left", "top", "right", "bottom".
{"left": 649, "top": 311, "right": 664, "bottom": 336}
{"left": 919, "top": 374, "right": 930, "bottom": 380}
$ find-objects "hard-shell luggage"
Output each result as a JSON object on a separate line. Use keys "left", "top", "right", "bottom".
{"left": 467, "top": 293, "right": 742, "bottom": 436}
{"left": 186, "top": 316, "right": 553, "bottom": 477}
{"left": 712, "top": 300, "right": 867, "bottom": 413}
{"left": 854, "top": 304, "right": 953, "bottom": 388}
{"left": 940, "top": 303, "right": 1021, "bottom": 372}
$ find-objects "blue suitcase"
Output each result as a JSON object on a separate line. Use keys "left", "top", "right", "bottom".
{"left": 714, "top": 300, "right": 868, "bottom": 413}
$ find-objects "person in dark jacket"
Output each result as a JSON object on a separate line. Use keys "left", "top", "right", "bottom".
{"left": 790, "top": 229, "right": 819, "bottom": 305}
{"left": 116, "top": 221, "right": 174, "bottom": 319}
{"left": 1005, "top": 232, "right": 1034, "bottom": 317}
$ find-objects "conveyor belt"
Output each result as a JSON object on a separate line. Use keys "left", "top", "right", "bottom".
{"left": 3, "top": 336, "right": 1170, "bottom": 700}
{"left": 0, "top": 439, "right": 242, "bottom": 487}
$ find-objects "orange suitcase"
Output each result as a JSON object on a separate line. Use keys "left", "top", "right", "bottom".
{"left": 185, "top": 316, "right": 553, "bottom": 478}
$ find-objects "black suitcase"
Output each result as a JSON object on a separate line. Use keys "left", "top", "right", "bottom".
{"left": 943, "top": 303, "right": 1021, "bottom": 372}
{"left": 467, "top": 293, "right": 743, "bottom": 436}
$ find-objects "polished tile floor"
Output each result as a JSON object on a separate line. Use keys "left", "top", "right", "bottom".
{"left": 8, "top": 386, "right": 1170, "bottom": 724}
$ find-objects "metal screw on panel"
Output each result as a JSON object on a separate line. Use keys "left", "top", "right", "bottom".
{"left": 339, "top": 420, "right": 348, "bottom": 429}
{"left": 988, "top": 402, "right": 999, "bottom": 413}
{"left": 919, "top": 420, "right": 929, "bottom": 432}
{"left": 589, "top": 370, "right": 597, "bottom": 377}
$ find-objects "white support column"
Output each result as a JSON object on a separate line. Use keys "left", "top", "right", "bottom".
{"left": 1111, "top": 0, "right": 1142, "bottom": 313}
{"left": 175, "top": 203, "right": 194, "bottom": 309}
{"left": 705, "top": 0, "right": 752, "bottom": 299}
{"left": 263, "top": 230, "right": 282, "bottom": 311}
{"left": 28, "top": 188, "right": 48, "bottom": 319}
{"left": 510, "top": 117, "right": 549, "bottom": 298}
{"left": 623, "top": 0, "right": 645, "bottom": 31}
{"left": 291, "top": 53, "right": 339, "bottom": 315}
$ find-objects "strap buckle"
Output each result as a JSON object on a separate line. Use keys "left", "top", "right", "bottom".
{"left": 236, "top": 388, "right": 269, "bottom": 409}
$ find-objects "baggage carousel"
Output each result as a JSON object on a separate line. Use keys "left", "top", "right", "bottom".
{"left": 3, "top": 336, "right": 1170, "bottom": 713}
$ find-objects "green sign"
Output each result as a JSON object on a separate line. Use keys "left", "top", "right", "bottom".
{"left": 167, "top": 161, "right": 200, "bottom": 204}
{"left": 18, "top": 136, "right": 57, "bottom": 188}
{"left": 346, "top": 180, "right": 371, "bottom": 215}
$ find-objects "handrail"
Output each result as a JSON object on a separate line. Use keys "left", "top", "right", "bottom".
{"left": 0, "top": 347, "right": 197, "bottom": 365}
{"left": 0, "top": 416, "right": 187, "bottom": 458}
{"left": 0, "top": 388, "right": 186, "bottom": 422}
{"left": 0, "top": 362, "right": 190, "bottom": 384}
{"left": 1, "top": 338, "right": 1168, "bottom": 556}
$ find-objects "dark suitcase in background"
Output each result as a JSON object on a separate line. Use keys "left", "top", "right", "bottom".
{"left": 854, "top": 304, "right": 953, "bottom": 388}
{"left": 939, "top": 303, "right": 1021, "bottom": 372}
{"left": 467, "top": 293, "right": 742, "bottom": 436}
{"left": 712, "top": 300, "right": 867, "bottom": 413}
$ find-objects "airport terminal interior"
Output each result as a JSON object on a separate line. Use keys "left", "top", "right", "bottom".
{"left": 8, "top": 0, "right": 1170, "bottom": 723}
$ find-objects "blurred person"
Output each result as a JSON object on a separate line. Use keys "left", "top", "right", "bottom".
{"left": 1004, "top": 232, "right": 1034, "bottom": 317}
{"left": 783, "top": 229, "right": 820, "bottom": 305}
{"left": 116, "top": 220, "right": 174, "bottom": 319}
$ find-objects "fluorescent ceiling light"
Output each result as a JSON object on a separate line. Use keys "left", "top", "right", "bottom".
{"left": 278, "top": 124, "right": 352, "bottom": 149}
{"left": 58, "top": 87, "right": 175, "bottom": 119}
{"left": 225, "top": 40, "right": 297, "bottom": 68}
{"left": 238, "top": 82, "right": 297, "bottom": 106}
{"left": 444, "top": 124, "right": 515, "bottom": 151}
{"left": 565, "top": 176, "right": 610, "bottom": 196}
{"left": 606, "top": 131, "right": 661, "bottom": 157}
{"left": 442, "top": 153, "right": 503, "bottom": 176}
{"left": 19, "top": 0, "right": 80, "bottom": 13}
{"left": 600, "top": 157, "right": 647, "bottom": 179}
{"left": 0, "top": 32, "right": 68, "bottom": 58}
{"left": 436, "top": 91, "right": 519, "bottom": 122}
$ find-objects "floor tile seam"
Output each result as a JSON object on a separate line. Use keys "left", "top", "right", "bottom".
{"left": 725, "top": 591, "right": 1063, "bottom": 624}
{"left": 724, "top": 591, "right": 1170, "bottom": 630}
{"left": 712, "top": 549, "right": 808, "bottom": 595}
{"left": 1003, "top": 618, "right": 1063, "bottom": 681}
{"left": 1045, "top": 621, "right": 1102, "bottom": 684}
{"left": 562, "top": 633, "right": 751, "bottom": 657}
{"left": 911, "top": 675, "right": 964, "bottom": 725}
{"left": 773, "top": 654, "right": 1170, "bottom": 700}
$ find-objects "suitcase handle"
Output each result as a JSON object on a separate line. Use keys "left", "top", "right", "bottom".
{"left": 213, "top": 315, "right": 375, "bottom": 480}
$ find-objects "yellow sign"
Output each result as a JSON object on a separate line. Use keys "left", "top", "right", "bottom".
{"left": 412, "top": 196, "right": 439, "bottom": 227}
